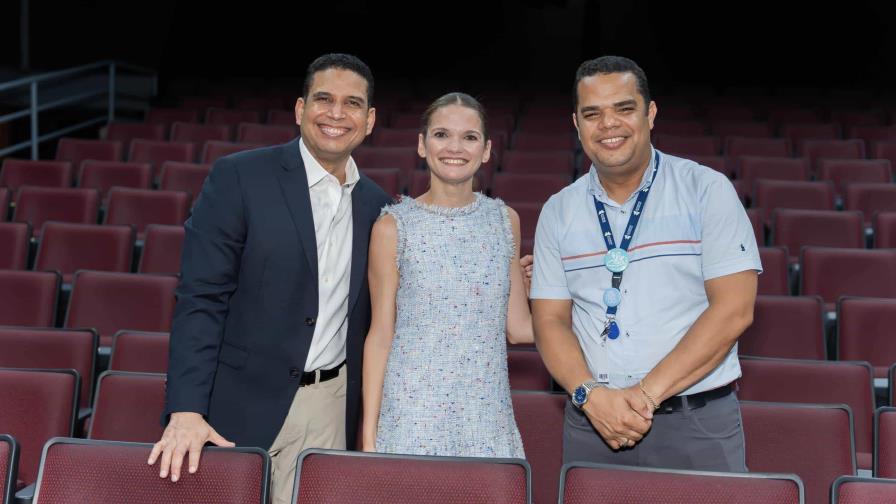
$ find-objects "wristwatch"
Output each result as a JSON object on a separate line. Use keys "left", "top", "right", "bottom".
{"left": 571, "top": 379, "right": 602, "bottom": 408}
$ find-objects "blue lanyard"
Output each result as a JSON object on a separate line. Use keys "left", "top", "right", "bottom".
{"left": 592, "top": 150, "right": 660, "bottom": 338}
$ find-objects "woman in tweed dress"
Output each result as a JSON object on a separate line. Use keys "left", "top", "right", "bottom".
{"left": 361, "top": 92, "right": 534, "bottom": 457}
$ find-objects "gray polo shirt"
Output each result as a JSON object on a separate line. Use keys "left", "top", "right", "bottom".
{"left": 530, "top": 147, "right": 762, "bottom": 395}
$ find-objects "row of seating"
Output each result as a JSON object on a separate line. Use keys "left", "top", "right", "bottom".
{"left": 0, "top": 186, "right": 190, "bottom": 239}
{"left": 0, "top": 245, "right": 892, "bottom": 336}
{"left": 149, "top": 99, "right": 896, "bottom": 132}
{"left": 748, "top": 208, "right": 896, "bottom": 254}
{"left": 3, "top": 170, "right": 895, "bottom": 243}
{"left": 0, "top": 271, "right": 175, "bottom": 346}
{"left": 0, "top": 322, "right": 892, "bottom": 478}
{"left": 16, "top": 436, "right": 895, "bottom": 504}
{"left": 4, "top": 363, "right": 896, "bottom": 504}
{"left": 0, "top": 222, "right": 183, "bottom": 275}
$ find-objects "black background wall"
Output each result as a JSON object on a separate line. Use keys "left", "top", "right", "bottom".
{"left": 2, "top": 1, "right": 894, "bottom": 97}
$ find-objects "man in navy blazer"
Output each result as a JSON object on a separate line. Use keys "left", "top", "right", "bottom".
{"left": 149, "top": 54, "right": 391, "bottom": 502}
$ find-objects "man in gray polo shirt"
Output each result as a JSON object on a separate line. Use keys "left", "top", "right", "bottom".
{"left": 530, "top": 55, "right": 761, "bottom": 471}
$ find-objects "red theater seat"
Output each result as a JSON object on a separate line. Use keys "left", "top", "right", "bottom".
{"left": 34, "top": 222, "right": 134, "bottom": 283}
{"left": 741, "top": 401, "right": 855, "bottom": 504}
{"left": 293, "top": 449, "right": 529, "bottom": 504}
{"left": 32, "top": 438, "right": 269, "bottom": 504}
{"left": 64, "top": 271, "right": 178, "bottom": 347}
{"left": 0, "top": 368, "right": 78, "bottom": 487}
{"left": 560, "top": 462, "right": 803, "bottom": 504}
{"left": 738, "top": 357, "right": 873, "bottom": 469}
{"left": 0, "top": 270, "right": 60, "bottom": 327}
{"left": 739, "top": 295, "right": 826, "bottom": 360}
{"left": 88, "top": 371, "right": 166, "bottom": 443}
{"left": 0, "top": 327, "right": 96, "bottom": 410}
{"left": 109, "top": 331, "right": 170, "bottom": 373}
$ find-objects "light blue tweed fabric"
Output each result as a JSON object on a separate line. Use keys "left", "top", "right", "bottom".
{"left": 376, "top": 192, "right": 525, "bottom": 458}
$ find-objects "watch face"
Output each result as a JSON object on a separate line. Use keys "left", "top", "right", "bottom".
{"left": 573, "top": 386, "right": 587, "bottom": 406}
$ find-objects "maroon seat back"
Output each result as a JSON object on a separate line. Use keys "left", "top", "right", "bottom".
{"left": 0, "top": 434, "right": 18, "bottom": 504}
{"left": 0, "top": 328, "right": 96, "bottom": 409}
{"left": 800, "top": 247, "right": 896, "bottom": 307}
{"left": 78, "top": 160, "right": 153, "bottom": 199}
{"left": 753, "top": 180, "right": 835, "bottom": 224}
{"left": 109, "top": 331, "right": 170, "bottom": 373}
{"left": 104, "top": 188, "right": 190, "bottom": 238}
{"left": 354, "top": 147, "right": 420, "bottom": 187}
{"left": 55, "top": 138, "right": 122, "bottom": 172}
{"left": 0, "top": 222, "right": 31, "bottom": 269}
{"left": 295, "top": 449, "right": 529, "bottom": 504}
{"left": 839, "top": 298, "right": 896, "bottom": 378}
{"left": 875, "top": 407, "right": 896, "bottom": 478}
{"left": 832, "top": 476, "right": 896, "bottom": 504}
{"left": 0, "top": 160, "right": 72, "bottom": 193}
{"left": 818, "top": 159, "right": 892, "bottom": 198}
{"left": 771, "top": 209, "right": 864, "bottom": 263}
{"left": 875, "top": 211, "right": 896, "bottom": 248}
{"left": 65, "top": 271, "right": 178, "bottom": 347}
{"left": 32, "top": 438, "right": 269, "bottom": 504}
{"left": 560, "top": 462, "right": 803, "bottom": 504}
{"left": 757, "top": 247, "right": 789, "bottom": 295}
{"left": 511, "top": 132, "right": 576, "bottom": 151}
{"left": 128, "top": 140, "right": 196, "bottom": 179}
{"left": 502, "top": 151, "right": 575, "bottom": 175}
{"left": 158, "top": 162, "right": 210, "bottom": 205}
{"left": 0, "top": 270, "right": 60, "bottom": 327}
{"left": 13, "top": 187, "right": 100, "bottom": 236}
{"left": 512, "top": 392, "right": 565, "bottom": 504}
{"left": 741, "top": 401, "right": 855, "bottom": 504}
{"left": 88, "top": 371, "right": 166, "bottom": 443}
{"left": 35, "top": 222, "right": 135, "bottom": 282}
{"left": 739, "top": 357, "right": 873, "bottom": 468}
{"left": 139, "top": 224, "right": 185, "bottom": 275}
{"left": 845, "top": 183, "right": 896, "bottom": 226}
{"left": 236, "top": 123, "right": 296, "bottom": 145}
{"left": 200, "top": 141, "right": 264, "bottom": 164}
{"left": 739, "top": 295, "right": 825, "bottom": 359}
{"left": 105, "top": 122, "right": 166, "bottom": 152}
{"left": 491, "top": 173, "right": 570, "bottom": 206}
{"left": 0, "top": 369, "right": 78, "bottom": 485}
{"left": 507, "top": 350, "right": 552, "bottom": 391}
{"left": 363, "top": 168, "right": 401, "bottom": 196}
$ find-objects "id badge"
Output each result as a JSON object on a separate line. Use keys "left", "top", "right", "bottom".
{"left": 595, "top": 341, "right": 610, "bottom": 384}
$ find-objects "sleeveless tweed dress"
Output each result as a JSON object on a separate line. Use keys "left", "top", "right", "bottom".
{"left": 375, "top": 193, "right": 525, "bottom": 458}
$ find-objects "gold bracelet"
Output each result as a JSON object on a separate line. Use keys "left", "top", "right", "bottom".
{"left": 639, "top": 380, "right": 660, "bottom": 411}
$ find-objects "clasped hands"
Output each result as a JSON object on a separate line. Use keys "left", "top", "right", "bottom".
{"left": 581, "top": 384, "right": 655, "bottom": 450}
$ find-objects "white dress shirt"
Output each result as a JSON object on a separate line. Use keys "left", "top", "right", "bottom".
{"left": 299, "top": 138, "right": 359, "bottom": 371}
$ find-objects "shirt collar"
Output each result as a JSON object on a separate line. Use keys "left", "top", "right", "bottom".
{"left": 299, "top": 137, "right": 360, "bottom": 189}
{"left": 588, "top": 145, "right": 658, "bottom": 202}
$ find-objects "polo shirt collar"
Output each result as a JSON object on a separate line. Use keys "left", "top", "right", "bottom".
{"left": 588, "top": 145, "right": 658, "bottom": 203}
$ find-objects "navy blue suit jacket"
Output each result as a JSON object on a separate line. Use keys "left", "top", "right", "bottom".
{"left": 164, "top": 138, "right": 392, "bottom": 450}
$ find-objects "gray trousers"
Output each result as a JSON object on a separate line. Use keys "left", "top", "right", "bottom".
{"left": 563, "top": 390, "right": 747, "bottom": 472}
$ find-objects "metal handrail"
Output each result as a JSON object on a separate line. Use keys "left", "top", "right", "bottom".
{"left": 0, "top": 60, "right": 158, "bottom": 159}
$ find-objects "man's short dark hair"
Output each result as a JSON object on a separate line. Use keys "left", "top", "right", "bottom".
{"left": 302, "top": 53, "right": 374, "bottom": 106}
{"left": 573, "top": 56, "right": 650, "bottom": 112}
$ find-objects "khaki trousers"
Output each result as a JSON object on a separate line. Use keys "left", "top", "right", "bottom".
{"left": 268, "top": 365, "right": 347, "bottom": 504}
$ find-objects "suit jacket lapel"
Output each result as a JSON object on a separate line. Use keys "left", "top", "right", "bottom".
{"left": 277, "top": 139, "right": 318, "bottom": 279}
{"left": 348, "top": 179, "right": 373, "bottom": 313}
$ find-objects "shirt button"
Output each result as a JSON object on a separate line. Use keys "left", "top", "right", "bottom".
{"left": 305, "top": 317, "right": 316, "bottom": 326}
{"left": 289, "top": 368, "right": 301, "bottom": 378}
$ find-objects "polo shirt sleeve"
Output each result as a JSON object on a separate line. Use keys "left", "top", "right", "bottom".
{"left": 530, "top": 197, "right": 572, "bottom": 299}
{"left": 700, "top": 172, "right": 763, "bottom": 280}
